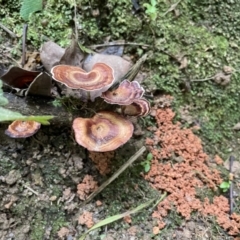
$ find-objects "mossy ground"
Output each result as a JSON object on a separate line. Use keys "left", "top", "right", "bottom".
{"left": 1, "top": 0, "right": 240, "bottom": 239}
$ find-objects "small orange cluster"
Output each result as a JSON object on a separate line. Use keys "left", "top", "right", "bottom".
{"left": 78, "top": 211, "right": 95, "bottom": 228}
{"left": 145, "top": 107, "right": 240, "bottom": 235}
{"left": 77, "top": 175, "right": 98, "bottom": 200}
{"left": 89, "top": 151, "right": 115, "bottom": 175}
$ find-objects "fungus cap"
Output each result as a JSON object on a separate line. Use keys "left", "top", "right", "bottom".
{"left": 121, "top": 98, "right": 150, "bottom": 117}
{"left": 72, "top": 111, "right": 134, "bottom": 152}
{"left": 51, "top": 63, "right": 114, "bottom": 91}
{"left": 5, "top": 120, "right": 41, "bottom": 138}
{"left": 101, "top": 80, "right": 144, "bottom": 105}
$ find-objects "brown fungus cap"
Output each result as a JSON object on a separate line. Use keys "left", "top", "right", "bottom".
{"left": 5, "top": 120, "right": 41, "bottom": 138}
{"left": 121, "top": 98, "right": 150, "bottom": 117}
{"left": 101, "top": 80, "right": 144, "bottom": 105}
{"left": 51, "top": 63, "right": 114, "bottom": 91}
{"left": 72, "top": 111, "right": 134, "bottom": 152}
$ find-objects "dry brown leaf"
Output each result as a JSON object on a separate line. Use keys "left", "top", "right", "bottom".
{"left": 233, "top": 123, "right": 240, "bottom": 130}
{"left": 179, "top": 56, "right": 188, "bottom": 69}
{"left": 40, "top": 41, "right": 65, "bottom": 72}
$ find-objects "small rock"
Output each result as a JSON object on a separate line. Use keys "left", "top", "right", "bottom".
{"left": 5, "top": 170, "right": 21, "bottom": 185}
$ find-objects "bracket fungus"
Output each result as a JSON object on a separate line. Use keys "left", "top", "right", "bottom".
{"left": 121, "top": 98, "right": 150, "bottom": 117}
{"left": 51, "top": 63, "right": 115, "bottom": 101}
{"left": 101, "top": 80, "right": 145, "bottom": 105}
{"left": 51, "top": 63, "right": 114, "bottom": 91}
{"left": 72, "top": 111, "right": 134, "bottom": 152}
{"left": 5, "top": 120, "right": 41, "bottom": 138}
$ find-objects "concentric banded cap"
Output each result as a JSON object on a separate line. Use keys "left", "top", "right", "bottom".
{"left": 72, "top": 111, "right": 134, "bottom": 152}
{"left": 51, "top": 63, "right": 114, "bottom": 91}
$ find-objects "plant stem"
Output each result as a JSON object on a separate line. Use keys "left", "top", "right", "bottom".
{"left": 81, "top": 146, "right": 146, "bottom": 206}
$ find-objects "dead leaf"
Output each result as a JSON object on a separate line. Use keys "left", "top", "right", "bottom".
{"left": 59, "top": 38, "right": 84, "bottom": 67}
{"left": 57, "top": 227, "right": 70, "bottom": 239}
{"left": 40, "top": 41, "right": 65, "bottom": 72}
{"left": 233, "top": 123, "right": 240, "bottom": 130}
{"left": 26, "top": 72, "right": 52, "bottom": 97}
{"left": 1, "top": 66, "right": 39, "bottom": 89}
{"left": 214, "top": 72, "right": 231, "bottom": 86}
{"left": 20, "top": 51, "right": 41, "bottom": 71}
{"left": 179, "top": 56, "right": 188, "bottom": 69}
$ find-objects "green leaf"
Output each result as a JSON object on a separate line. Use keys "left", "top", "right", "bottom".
{"left": 0, "top": 107, "right": 54, "bottom": 125}
{"left": 20, "top": 0, "right": 43, "bottom": 21}
{"left": 146, "top": 152, "right": 153, "bottom": 161}
{"left": 78, "top": 43, "right": 94, "bottom": 54}
{"left": 79, "top": 194, "right": 167, "bottom": 240}
{"left": 0, "top": 81, "right": 8, "bottom": 106}
{"left": 144, "top": 163, "right": 151, "bottom": 172}
{"left": 219, "top": 181, "right": 231, "bottom": 189}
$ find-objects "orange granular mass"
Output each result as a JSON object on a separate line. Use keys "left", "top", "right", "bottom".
{"left": 145, "top": 107, "right": 240, "bottom": 235}
{"left": 77, "top": 175, "right": 98, "bottom": 200}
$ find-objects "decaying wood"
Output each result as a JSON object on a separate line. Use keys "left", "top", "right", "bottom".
{"left": 3, "top": 92, "right": 73, "bottom": 125}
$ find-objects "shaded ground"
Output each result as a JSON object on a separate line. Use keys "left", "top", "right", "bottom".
{"left": 1, "top": 0, "right": 240, "bottom": 239}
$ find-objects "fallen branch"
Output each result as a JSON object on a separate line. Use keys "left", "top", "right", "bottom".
{"left": 81, "top": 146, "right": 146, "bottom": 206}
{"left": 89, "top": 42, "right": 150, "bottom": 49}
{"left": 0, "top": 23, "right": 17, "bottom": 38}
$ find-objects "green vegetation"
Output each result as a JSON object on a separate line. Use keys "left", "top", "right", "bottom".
{"left": 141, "top": 152, "right": 153, "bottom": 172}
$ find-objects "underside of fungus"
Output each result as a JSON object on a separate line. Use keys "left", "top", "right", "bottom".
{"left": 121, "top": 98, "right": 150, "bottom": 117}
{"left": 72, "top": 111, "right": 134, "bottom": 152}
{"left": 101, "top": 80, "right": 144, "bottom": 105}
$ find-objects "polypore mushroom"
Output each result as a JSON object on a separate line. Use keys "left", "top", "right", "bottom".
{"left": 51, "top": 63, "right": 114, "bottom": 91}
{"left": 72, "top": 111, "right": 134, "bottom": 152}
{"left": 121, "top": 98, "right": 150, "bottom": 117}
{"left": 5, "top": 120, "right": 41, "bottom": 138}
{"left": 51, "top": 63, "right": 114, "bottom": 101}
{"left": 101, "top": 80, "right": 145, "bottom": 105}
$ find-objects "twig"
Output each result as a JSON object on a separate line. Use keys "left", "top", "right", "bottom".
{"left": 110, "top": 52, "right": 149, "bottom": 90}
{"left": 21, "top": 24, "right": 28, "bottom": 68}
{"left": 229, "top": 155, "right": 234, "bottom": 214}
{"left": 163, "top": 0, "right": 182, "bottom": 16}
{"left": 73, "top": 0, "right": 78, "bottom": 40}
{"left": 24, "top": 184, "right": 39, "bottom": 196}
{"left": 89, "top": 42, "right": 150, "bottom": 49}
{"left": 191, "top": 76, "right": 214, "bottom": 82}
{"left": 0, "top": 23, "right": 16, "bottom": 38}
{"left": 81, "top": 146, "right": 146, "bottom": 206}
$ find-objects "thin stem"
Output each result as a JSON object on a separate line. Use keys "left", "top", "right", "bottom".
{"left": 0, "top": 23, "right": 16, "bottom": 38}
{"left": 81, "top": 146, "right": 146, "bottom": 206}
{"left": 21, "top": 24, "right": 28, "bottom": 68}
{"left": 229, "top": 155, "right": 234, "bottom": 214}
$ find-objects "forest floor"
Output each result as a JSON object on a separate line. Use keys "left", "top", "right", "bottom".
{"left": 1, "top": 0, "right": 240, "bottom": 239}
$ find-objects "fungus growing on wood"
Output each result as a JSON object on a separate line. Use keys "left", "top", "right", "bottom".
{"left": 101, "top": 80, "right": 144, "bottom": 105}
{"left": 72, "top": 111, "right": 134, "bottom": 152}
{"left": 5, "top": 120, "right": 41, "bottom": 138}
{"left": 51, "top": 63, "right": 114, "bottom": 91}
{"left": 121, "top": 98, "right": 150, "bottom": 117}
